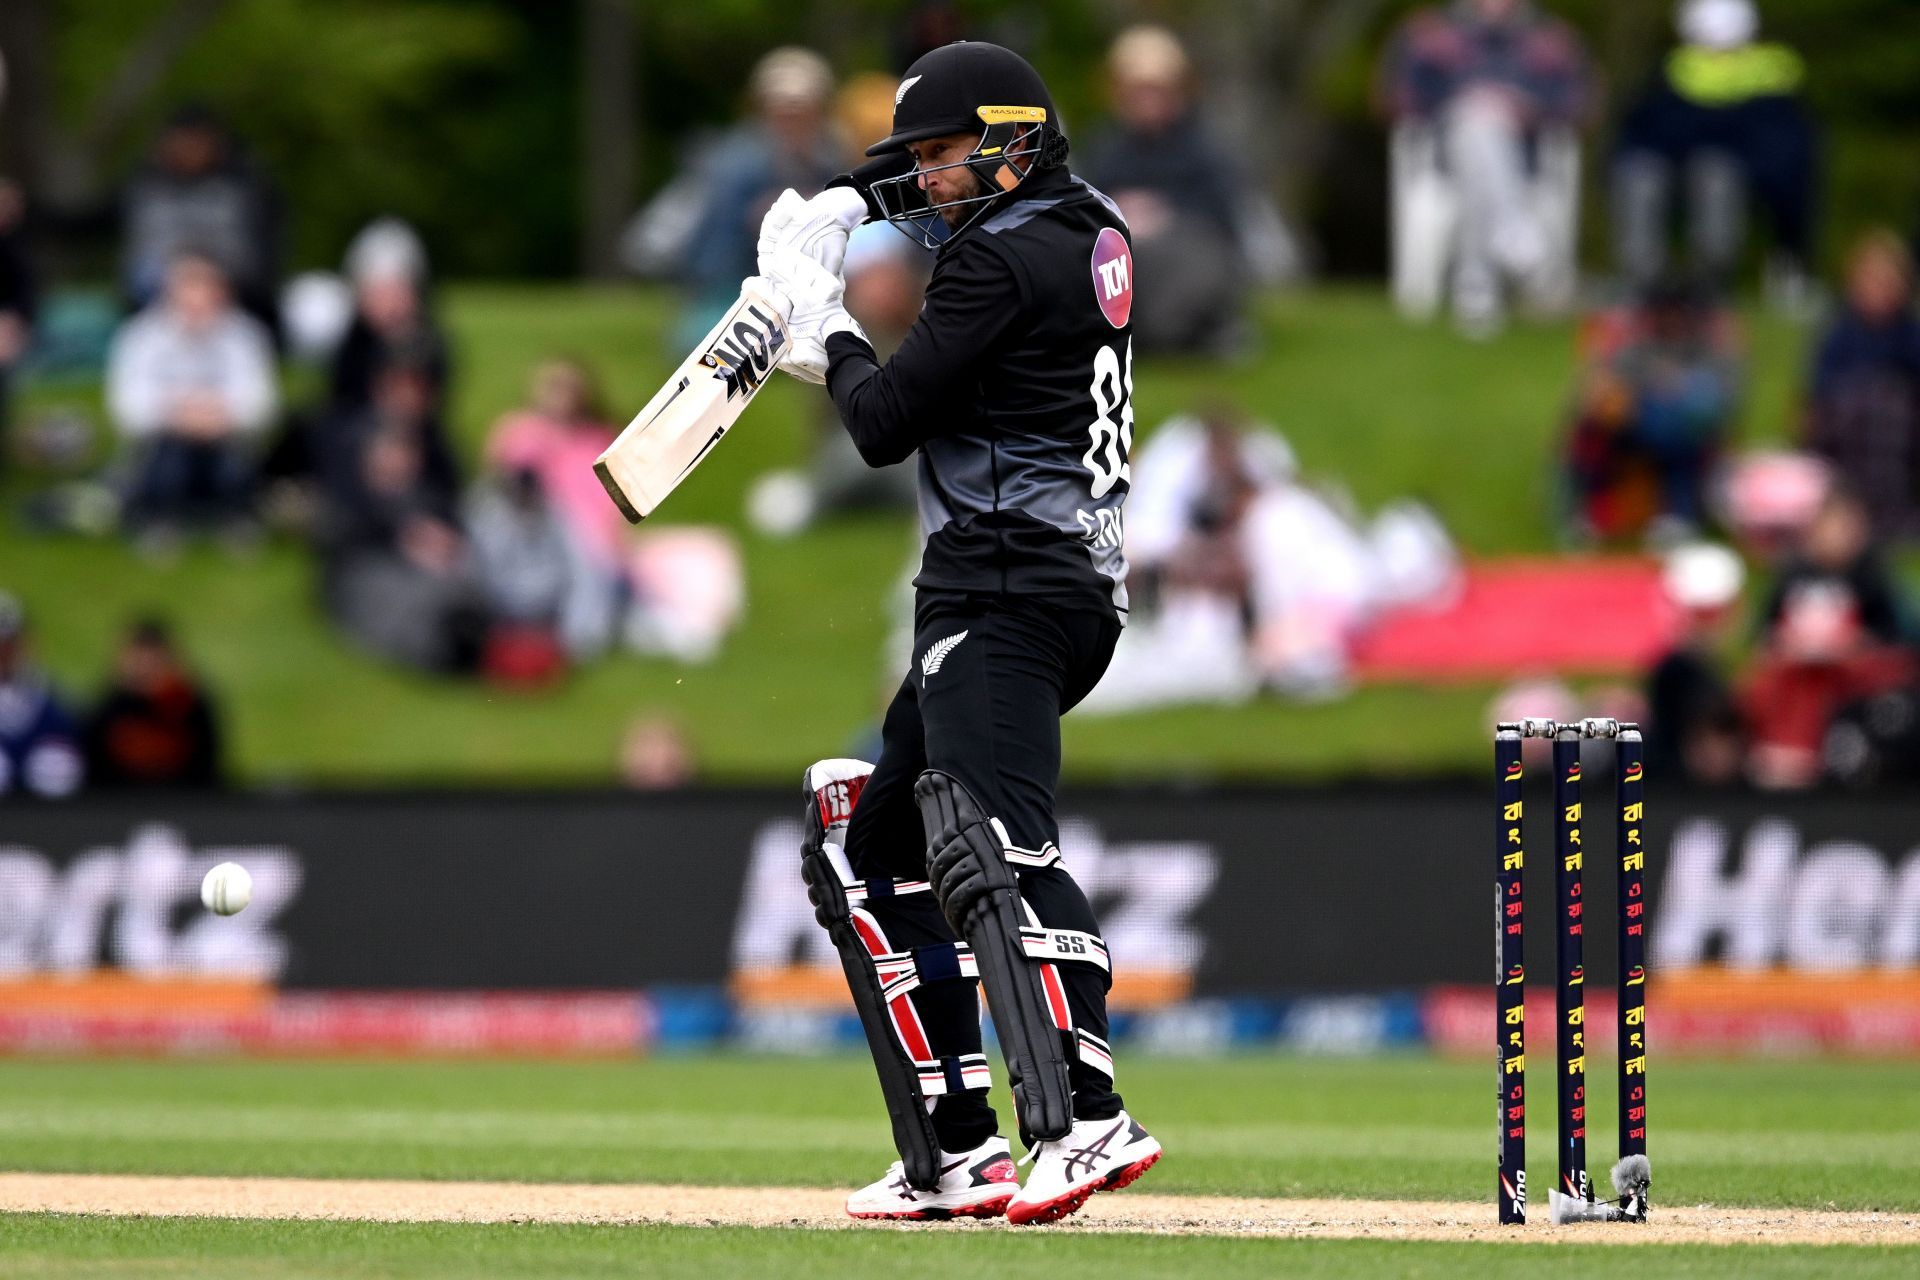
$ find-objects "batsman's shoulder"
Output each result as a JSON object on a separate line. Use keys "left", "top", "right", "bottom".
{"left": 930, "top": 230, "right": 1029, "bottom": 302}
{"left": 1068, "top": 175, "right": 1130, "bottom": 233}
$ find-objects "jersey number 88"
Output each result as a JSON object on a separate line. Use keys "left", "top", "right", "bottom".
{"left": 1083, "top": 338, "right": 1133, "bottom": 500}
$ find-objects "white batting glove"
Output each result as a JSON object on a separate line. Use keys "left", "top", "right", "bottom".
{"left": 741, "top": 263, "right": 864, "bottom": 387}
{"left": 771, "top": 249, "right": 867, "bottom": 346}
{"left": 740, "top": 274, "right": 822, "bottom": 385}
{"left": 757, "top": 186, "right": 869, "bottom": 278}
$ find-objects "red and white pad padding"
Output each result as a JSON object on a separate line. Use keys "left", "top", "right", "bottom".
{"left": 807, "top": 759, "right": 936, "bottom": 903}
{"left": 1075, "top": 1029, "right": 1115, "bottom": 1080}
{"left": 1010, "top": 899, "right": 1114, "bottom": 1083}
{"left": 848, "top": 905, "right": 992, "bottom": 1097}
{"left": 1016, "top": 900, "right": 1077, "bottom": 1028}
{"left": 808, "top": 757, "right": 872, "bottom": 834}
{"left": 988, "top": 817, "right": 1062, "bottom": 869}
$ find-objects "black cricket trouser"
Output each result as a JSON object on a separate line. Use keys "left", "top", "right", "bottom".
{"left": 843, "top": 593, "right": 1123, "bottom": 1152}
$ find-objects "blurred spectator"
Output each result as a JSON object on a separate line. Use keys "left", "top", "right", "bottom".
{"left": 1709, "top": 448, "right": 1830, "bottom": 563}
{"left": 1740, "top": 486, "right": 1915, "bottom": 787}
{"left": 466, "top": 467, "right": 616, "bottom": 671}
{"left": 1241, "top": 472, "right": 1458, "bottom": 700}
{"left": 317, "top": 360, "right": 460, "bottom": 520}
{"left": 1757, "top": 485, "right": 1907, "bottom": 648}
{"left": 264, "top": 221, "right": 450, "bottom": 527}
{"left": 121, "top": 105, "right": 282, "bottom": 330}
{"left": 1088, "top": 413, "right": 1267, "bottom": 710}
{"left": 1804, "top": 230, "right": 1920, "bottom": 541}
{"left": 1083, "top": 411, "right": 1458, "bottom": 711}
{"left": 1613, "top": 0, "right": 1818, "bottom": 302}
{"left": 1564, "top": 278, "right": 1741, "bottom": 544}
{"left": 623, "top": 527, "right": 748, "bottom": 665}
{"left": 1378, "top": 0, "right": 1592, "bottom": 335}
{"left": 622, "top": 48, "right": 842, "bottom": 347}
{"left": 1080, "top": 26, "right": 1253, "bottom": 355}
{"left": 82, "top": 618, "right": 224, "bottom": 789}
{"left": 620, "top": 714, "right": 697, "bottom": 789}
{"left": 0, "top": 592, "right": 84, "bottom": 798}
{"left": 483, "top": 359, "right": 746, "bottom": 665}
{"left": 841, "top": 223, "right": 930, "bottom": 352}
{"left": 317, "top": 425, "right": 485, "bottom": 675}
{"left": 106, "top": 250, "right": 277, "bottom": 552}
{"left": 329, "top": 219, "right": 449, "bottom": 418}
{"left": 836, "top": 71, "right": 906, "bottom": 170}
{"left": 1644, "top": 542, "right": 1747, "bottom": 784}
{"left": 0, "top": 179, "right": 38, "bottom": 470}
{"left": 485, "top": 359, "right": 622, "bottom": 569}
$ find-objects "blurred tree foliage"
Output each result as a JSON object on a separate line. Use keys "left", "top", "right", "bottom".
{"left": 29, "top": 0, "right": 568, "bottom": 274}
{"left": 13, "top": 0, "right": 1920, "bottom": 278}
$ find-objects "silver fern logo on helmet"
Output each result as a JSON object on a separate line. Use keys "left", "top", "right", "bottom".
{"left": 895, "top": 75, "right": 922, "bottom": 106}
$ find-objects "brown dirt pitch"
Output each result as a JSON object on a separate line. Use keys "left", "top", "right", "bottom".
{"left": 2, "top": 1173, "right": 1916, "bottom": 1245}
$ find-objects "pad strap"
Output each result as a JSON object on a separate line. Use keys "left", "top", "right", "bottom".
{"left": 844, "top": 876, "right": 932, "bottom": 903}
{"left": 875, "top": 941, "right": 980, "bottom": 1001}
{"left": 915, "top": 1053, "right": 994, "bottom": 1096}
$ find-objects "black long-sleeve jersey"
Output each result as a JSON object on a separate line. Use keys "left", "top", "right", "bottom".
{"left": 825, "top": 166, "right": 1134, "bottom": 622}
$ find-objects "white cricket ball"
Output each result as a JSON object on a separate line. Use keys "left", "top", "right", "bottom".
{"left": 201, "top": 861, "right": 252, "bottom": 916}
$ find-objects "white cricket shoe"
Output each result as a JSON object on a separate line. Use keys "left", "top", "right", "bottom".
{"left": 1006, "top": 1111, "right": 1161, "bottom": 1226}
{"left": 845, "top": 1136, "right": 1019, "bottom": 1221}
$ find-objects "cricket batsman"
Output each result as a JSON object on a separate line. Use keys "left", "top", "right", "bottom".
{"left": 747, "top": 40, "right": 1157, "bottom": 1225}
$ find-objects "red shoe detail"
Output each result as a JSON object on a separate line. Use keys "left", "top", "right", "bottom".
{"left": 848, "top": 1192, "right": 1012, "bottom": 1223}
{"left": 1098, "top": 1149, "right": 1161, "bottom": 1194}
{"left": 956, "top": 1194, "right": 1014, "bottom": 1219}
{"left": 1006, "top": 1184, "right": 1097, "bottom": 1226}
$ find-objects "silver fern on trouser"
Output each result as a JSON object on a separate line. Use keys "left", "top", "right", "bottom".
{"left": 919, "top": 630, "right": 970, "bottom": 682}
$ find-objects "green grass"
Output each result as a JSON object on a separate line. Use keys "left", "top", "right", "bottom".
{"left": 0, "top": 1055, "right": 1915, "bottom": 1210}
{"left": 1, "top": 1054, "right": 1914, "bottom": 1277}
{"left": 1, "top": 1216, "right": 1914, "bottom": 1280}
{"left": 2, "top": 287, "right": 1814, "bottom": 783}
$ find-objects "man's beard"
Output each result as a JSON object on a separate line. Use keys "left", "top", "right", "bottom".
{"left": 935, "top": 167, "right": 993, "bottom": 226}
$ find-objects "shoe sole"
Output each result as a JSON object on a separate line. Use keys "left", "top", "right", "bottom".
{"left": 1005, "top": 1145, "right": 1162, "bottom": 1227}
{"left": 848, "top": 1193, "right": 1014, "bottom": 1222}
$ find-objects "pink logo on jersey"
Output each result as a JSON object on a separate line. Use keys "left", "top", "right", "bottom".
{"left": 1091, "top": 226, "right": 1132, "bottom": 329}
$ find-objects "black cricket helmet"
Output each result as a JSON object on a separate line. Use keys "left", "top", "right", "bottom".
{"left": 863, "top": 41, "right": 1069, "bottom": 249}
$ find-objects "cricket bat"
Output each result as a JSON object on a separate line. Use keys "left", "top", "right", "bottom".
{"left": 594, "top": 285, "right": 791, "bottom": 523}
